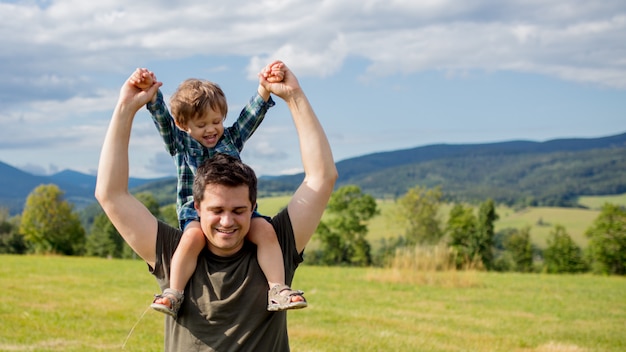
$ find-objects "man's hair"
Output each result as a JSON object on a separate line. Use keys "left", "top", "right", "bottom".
{"left": 170, "top": 78, "right": 228, "bottom": 126}
{"left": 193, "top": 154, "right": 258, "bottom": 207}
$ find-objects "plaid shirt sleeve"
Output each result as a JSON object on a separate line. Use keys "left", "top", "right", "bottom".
{"left": 146, "top": 90, "right": 179, "bottom": 155}
{"left": 146, "top": 90, "right": 201, "bottom": 227}
{"left": 220, "top": 93, "right": 275, "bottom": 154}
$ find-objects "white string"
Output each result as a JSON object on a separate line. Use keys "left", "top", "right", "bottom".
{"left": 122, "top": 306, "right": 151, "bottom": 350}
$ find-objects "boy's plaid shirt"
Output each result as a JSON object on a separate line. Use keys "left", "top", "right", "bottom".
{"left": 146, "top": 90, "right": 274, "bottom": 229}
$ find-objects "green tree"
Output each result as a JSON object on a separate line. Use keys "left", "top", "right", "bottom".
{"left": 87, "top": 192, "right": 162, "bottom": 259}
{"left": 544, "top": 225, "right": 587, "bottom": 274}
{"left": 476, "top": 199, "right": 499, "bottom": 270}
{"left": 446, "top": 200, "right": 499, "bottom": 270}
{"left": 0, "top": 209, "right": 27, "bottom": 254}
{"left": 396, "top": 186, "right": 443, "bottom": 245}
{"left": 447, "top": 203, "right": 477, "bottom": 267}
{"left": 160, "top": 203, "right": 179, "bottom": 228}
{"left": 585, "top": 203, "right": 626, "bottom": 275}
{"left": 86, "top": 212, "right": 123, "bottom": 258}
{"left": 136, "top": 192, "right": 161, "bottom": 217}
{"left": 315, "top": 185, "right": 378, "bottom": 266}
{"left": 19, "top": 184, "right": 85, "bottom": 255}
{"left": 503, "top": 226, "right": 533, "bottom": 272}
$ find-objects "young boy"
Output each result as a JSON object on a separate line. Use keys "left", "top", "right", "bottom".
{"left": 129, "top": 61, "right": 306, "bottom": 318}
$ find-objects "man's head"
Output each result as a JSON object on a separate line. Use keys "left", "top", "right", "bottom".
{"left": 193, "top": 154, "right": 257, "bottom": 206}
{"left": 170, "top": 79, "right": 228, "bottom": 148}
{"left": 193, "top": 154, "right": 258, "bottom": 256}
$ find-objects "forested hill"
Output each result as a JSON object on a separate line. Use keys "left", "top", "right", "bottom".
{"left": 265, "top": 132, "right": 626, "bottom": 206}
{"left": 1, "top": 132, "right": 625, "bottom": 214}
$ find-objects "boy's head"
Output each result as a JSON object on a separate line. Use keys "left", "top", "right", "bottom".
{"left": 170, "top": 79, "right": 228, "bottom": 148}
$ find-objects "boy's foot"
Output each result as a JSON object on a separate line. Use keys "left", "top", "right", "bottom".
{"left": 267, "top": 284, "right": 308, "bottom": 311}
{"left": 150, "top": 288, "right": 184, "bottom": 318}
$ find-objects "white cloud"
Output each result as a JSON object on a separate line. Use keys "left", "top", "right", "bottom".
{"left": 1, "top": 0, "right": 625, "bottom": 177}
{"left": 2, "top": 0, "right": 625, "bottom": 89}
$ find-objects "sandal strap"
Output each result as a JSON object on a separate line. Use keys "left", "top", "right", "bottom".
{"left": 161, "top": 288, "right": 184, "bottom": 302}
{"left": 152, "top": 288, "right": 184, "bottom": 318}
{"left": 267, "top": 284, "right": 307, "bottom": 311}
{"left": 269, "top": 284, "right": 305, "bottom": 301}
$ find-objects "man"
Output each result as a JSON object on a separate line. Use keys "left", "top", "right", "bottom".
{"left": 95, "top": 62, "right": 337, "bottom": 351}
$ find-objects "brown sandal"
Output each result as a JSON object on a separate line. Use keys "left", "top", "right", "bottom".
{"left": 267, "top": 284, "right": 308, "bottom": 311}
{"left": 150, "top": 288, "right": 184, "bottom": 318}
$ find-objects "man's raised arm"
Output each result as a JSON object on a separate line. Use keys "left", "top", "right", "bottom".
{"left": 260, "top": 62, "right": 338, "bottom": 252}
{"left": 94, "top": 71, "right": 163, "bottom": 267}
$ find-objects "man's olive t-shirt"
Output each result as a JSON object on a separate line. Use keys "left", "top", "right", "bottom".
{"left": 150, "top": 208, "right": 302, "bottom": 351}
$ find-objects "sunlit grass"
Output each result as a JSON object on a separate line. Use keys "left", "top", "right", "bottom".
{"left": 495, "top": 206, "right": 598, "bottom": 248}
{"left": 260, "top": 194, "right": 618, "bottom": 251}
{"left": 578, "top": 192, "right": 626, "bottom": 209}
{"left": 0, "top": 255, "right": 163, "bottom": 351}
{"left": 2, "top": 255, "right": 625, "bottom": 351}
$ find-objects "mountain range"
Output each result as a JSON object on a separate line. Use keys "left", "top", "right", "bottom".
{"left": 2, "top": 131, "right": 625, "bottom": 215}
{"left": 0, "top": 165, "right": 162, "bottom": 215}
{"left": 265, "top": 131, "right": 626, "bottom": 205}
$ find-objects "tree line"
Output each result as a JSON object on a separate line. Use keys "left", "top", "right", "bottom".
{"left": 1, "top": 183, "right": 625, "bottom": 276}
{"left": 0, "top": 184, "right": 178, "bottom": 258}
{"left": 305, "top": 185, "right": 626, "bottom": 276}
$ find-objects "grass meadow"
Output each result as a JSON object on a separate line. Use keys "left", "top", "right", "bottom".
{"left": 2, "top": 194, "right": 624, "bottom": 351}
{"left": 259, "top": 193, "right": 626, "bottom": 251}
{"left": 1, "top": 255, "right": 625, "bottom": 352}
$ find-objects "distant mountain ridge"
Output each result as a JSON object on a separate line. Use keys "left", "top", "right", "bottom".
{"left": 1, "top": 131, "right": 625, "bottom": 215}
{"left": 0, "top": 163, "right": 162, "bottom": 215}
{"left": 336, "top": 132, "right": 626, "bottom": 184}
{"left": 259, "top": 132, "right": 626, "bottom": 205}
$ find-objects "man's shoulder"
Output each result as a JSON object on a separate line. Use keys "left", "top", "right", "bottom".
{"left": 270, "top": 208, "right": 291, "bottom": 230}
{"left": 156, "top": 221, "right": 183, "bottom": 258}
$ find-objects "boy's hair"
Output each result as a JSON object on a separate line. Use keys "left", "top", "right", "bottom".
{"left": 170, "top": 79, "right": 228, "bottom": 126}
{"left": 193, "top": 154, "right": 258, "bottom": 207}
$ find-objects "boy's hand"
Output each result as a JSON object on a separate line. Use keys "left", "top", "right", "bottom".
{"left": 257, "top": 60, "right": 285, "bottom": 101}
{"left": 120, "top": 71, "right": 162, "bottom": 113}
{"left": 267, "top": 62, "right": 285, "bottom": 83}
{"left": 129, "top": 68, "right": 156, "bottom": 91}
{"left": 260, "top": 61, "right": 285, "bottom": 83}
{"left": 259, "top": 61, "right": 302, "bottom": 101}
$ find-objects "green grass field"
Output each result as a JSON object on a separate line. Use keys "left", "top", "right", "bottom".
{"left": 1, "top": 255, "right": 625, "bottom": 351}
{"left": 362, "top": 194, "right": 626, "bottom": 250}
{"left": 257, "top": 193, "right": 626, "bottom": 250}
{"left": 578, "top": 193, "right": 626, "bottom": 210}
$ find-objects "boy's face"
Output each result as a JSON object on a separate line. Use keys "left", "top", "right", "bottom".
{"left": 184, "top": 107, "right": 225, "bottom": 148}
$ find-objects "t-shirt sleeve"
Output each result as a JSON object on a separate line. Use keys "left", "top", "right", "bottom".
{"left": 149, "top": 221, "right": 183, "bottom": 290}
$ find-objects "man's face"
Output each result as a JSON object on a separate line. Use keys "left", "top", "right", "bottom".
{"left": 195, "top": 183, "right": 253, "bottom": 256}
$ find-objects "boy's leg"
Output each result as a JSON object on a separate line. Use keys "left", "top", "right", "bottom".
{"left": 248, "top": 217, "right": 285, "bottom": 288}
{"left": 248, "top": 217, "right": 307, "bottom": 311}
{"left": 153, "top": 221, "right": 205, "bottom": 308}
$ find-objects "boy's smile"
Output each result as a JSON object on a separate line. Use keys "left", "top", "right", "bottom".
{"left": 186, "top": 107, "right": 225, "bottom": 148}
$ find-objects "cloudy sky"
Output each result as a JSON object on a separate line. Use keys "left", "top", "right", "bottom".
{"left": 1, "top": 0, "right": 625, "bottom": 179}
